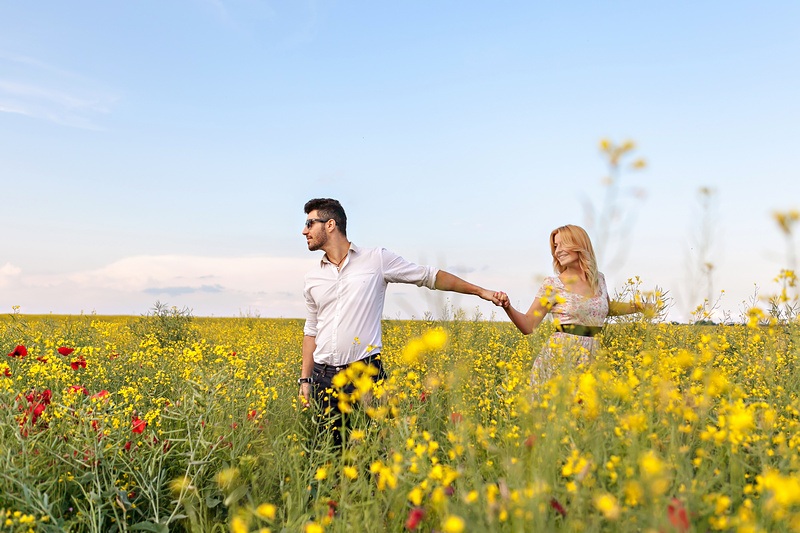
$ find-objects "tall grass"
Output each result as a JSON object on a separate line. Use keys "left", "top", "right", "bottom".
{"left": 1, "top": 311, "right": 799, "bottom": 532}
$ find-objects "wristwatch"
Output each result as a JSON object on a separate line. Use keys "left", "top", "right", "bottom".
{"left": 297, "top": 377, "right": 313, "bottom": 385}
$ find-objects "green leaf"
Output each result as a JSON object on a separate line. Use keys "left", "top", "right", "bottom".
{"left": 130, "top": 522, "right": 168, "bottom": 533}
{"left": 223, "top": 485, "right": 249, "bottom": 507}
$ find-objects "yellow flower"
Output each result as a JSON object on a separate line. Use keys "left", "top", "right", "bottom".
{"left": 639, "top": 450, "right": 665, "bottom": 478}
{"left": 231, "top": 515, "right": 249, "bottom": 533}
{"left": 343, "top": 466, "right": 358, "bottom": 480}
{"left": 169, "top": 476, "right": 191, "bottom": 495}
{"left": 594, "top": 493, "right": 620, "bottom": 520}
{"left": 331, "top": 372, "right": 349, "bottom": 389}
{"left": 624, "top": 481, "right": 643, "bottom": 507}
{"left": 304, "top": 522, "right": 324, "bottom": 533}
{"left": 216, "top": 468, "right": 239, "bottom": 488}
{"left": 314, "top": 467, "right": 328, "bottom": 481}
{"left": 255, "top": 503, "right": 276, "bottom": 520}
{"left": 423, "top": 328, "right": 448, "bottom": 351}
{"left": 441, "top": 515, "right": 465, "bottom": 533}
{"left": 408, "top": 486, "right": 424, "bottom": 506}
{"left": 773, "top": 209, "right": 800, "bottom": 235}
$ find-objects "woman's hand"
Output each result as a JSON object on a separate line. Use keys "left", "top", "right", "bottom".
{"left": 493, "top": 291, "right": 510, "bottom": 309}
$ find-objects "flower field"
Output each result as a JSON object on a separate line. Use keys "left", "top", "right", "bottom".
{"left": 2, "top": 308, "right": 800, "bottom": 532}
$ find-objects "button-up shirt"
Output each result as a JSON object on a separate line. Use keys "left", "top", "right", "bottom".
{"left": 303, "top": 244, "right": 438, "bottom": 365}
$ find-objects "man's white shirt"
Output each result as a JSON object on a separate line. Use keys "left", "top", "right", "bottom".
{"left": 303, "top": 244, "right": 438, "bottom": 366}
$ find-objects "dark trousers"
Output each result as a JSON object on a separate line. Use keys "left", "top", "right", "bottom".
{"left": 311, "top": 353, "right": 387, "bottom": 448}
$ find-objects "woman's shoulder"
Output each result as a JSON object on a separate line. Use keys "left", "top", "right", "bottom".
{"left": 536, "top": 275, "right": 561, "bottom": 294}
{"left": 540, "top": 275, "right": 561, "bottom": 286}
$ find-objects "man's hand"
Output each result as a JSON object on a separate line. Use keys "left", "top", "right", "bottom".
{"left": 299, "top": 383, "right": 312, "bottom": 408}
{"left": 478, "top": 288, "right": 502, "bottom": 305}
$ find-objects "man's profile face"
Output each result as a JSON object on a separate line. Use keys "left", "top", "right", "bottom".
{"left": 303, "top": 209, "right": 328, "bottom": 251}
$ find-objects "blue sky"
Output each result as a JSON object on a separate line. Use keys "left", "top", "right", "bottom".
{"left": 2, "top": 1, "right": 798, "bottom": 321}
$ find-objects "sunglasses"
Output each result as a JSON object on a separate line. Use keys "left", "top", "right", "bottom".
{"left": 304, "top": 218, "right": 331, "bottom": 229}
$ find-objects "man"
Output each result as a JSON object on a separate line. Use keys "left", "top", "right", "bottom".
{"left": 298, "top": 198, "right": 499, "bottom": 445}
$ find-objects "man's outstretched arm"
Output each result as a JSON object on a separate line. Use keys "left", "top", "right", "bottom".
{"left": 434, "top": 270, "right": 501, "bottom": 305}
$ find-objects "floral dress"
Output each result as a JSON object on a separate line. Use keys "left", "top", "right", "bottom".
{"left": 532, "top": 272, "right": 609, "bottom": 384}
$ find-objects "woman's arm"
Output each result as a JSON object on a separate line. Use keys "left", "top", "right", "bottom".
{"left": 495, "top": 292, "right": 550, "bottom": 335}
{"left": 607, "top": 298, "right": 655, "bottom": 317}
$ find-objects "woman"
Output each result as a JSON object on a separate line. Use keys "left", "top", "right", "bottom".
{"left": 495, "top": 225, "right": 647, "bottom": 383}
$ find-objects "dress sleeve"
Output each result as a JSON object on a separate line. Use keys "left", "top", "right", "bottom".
{"left": 598, "top": 272, "right": 608, "bottom": 299}
{"left": 534, "top": 276, "right": 560, "bottom": 310}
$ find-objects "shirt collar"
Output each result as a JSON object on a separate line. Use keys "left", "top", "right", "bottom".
{"left": 320, "top": 243, "right": 358, "bottom": 268}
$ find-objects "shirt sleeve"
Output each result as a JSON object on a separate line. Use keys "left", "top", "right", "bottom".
{"left": 302, "top": 280, "right": 318, "bottom": 337}
{"left": 380, "top": 248, "right": 438, "bottom": 289}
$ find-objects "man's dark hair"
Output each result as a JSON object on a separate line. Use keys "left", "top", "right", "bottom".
{"left": 304, "top": 198, "right": 347, "bottom": 237}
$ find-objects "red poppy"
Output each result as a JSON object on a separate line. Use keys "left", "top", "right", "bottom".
{"left": 405, "top": 507, "right": 425, "bottom": 530}
{"left": 19, "top": 388, "right": 52, "bottom": 430}
{"left": 3, "top": 367, "right": 10, "bottom": 377}
{"left": 131, "top": 416, "right": 147, "bottom": 434}
{"left": 124, "top": 441, "right": 132, "bottom": 451}
{"left": 70, "top": 357, "right": 87, "bottom": 370}
{"left": 8, "top": 345, "right": 27, "bottom": 357}
{"left": 69, "top": 385, "right": 89, "bottom": 395}
{"left": 33, "top": 402, "right": 46, "bottom": 418}
{"left": 667, "top": 498, "right": 690, "bottom": 532}
{"left": 58, "top": 346, "right": 75, "bottom": 356}
{"left": 524, "top": 435, "right": 537, "bottom": 448}
{"left": 419, "top": 391, "right": 429, "bottom": 402}
{"left": 449, "top": 412, "right": 463, "bottom": 424}
{"left": 327, "top": 500, "right": 337, "bottom": 519}
{"left": 550, "top": 497, "right": 567, "bottom": 517}
{"left": 36, "top": 356, "right": 49, "bottom": 363}
{"left": 91, "top": 390, "right": 110, "bottom": 400}
{"left": 247, "top": 409, "right": 257, "bottom": 420}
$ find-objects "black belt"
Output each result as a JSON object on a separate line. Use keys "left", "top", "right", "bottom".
{"left": 313, "top": 353, "right": 382, "bottom": 378}
{"left": 555, "top": 324, "right": 602, "bottom": 337}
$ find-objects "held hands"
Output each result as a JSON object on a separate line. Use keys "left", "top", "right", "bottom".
{"left": 493, "top": 291, "right": 511, "bottom": 309}
{"left": 479, "top": 288, "right": 504, "bottom": 306}
{"left": 479, "top": 288, "right": 511, "bottom": 308}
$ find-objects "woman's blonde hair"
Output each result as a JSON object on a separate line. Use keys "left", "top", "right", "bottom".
{"left": 550, "top": 225, "right": 600, "bottom": 295}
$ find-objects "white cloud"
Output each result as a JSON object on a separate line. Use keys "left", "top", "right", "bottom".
{"left": 0, "top": 255, "right": 319, "bottom": 317}
{"left": 65, "top": 255, "right": 315, "bottom": 292}
{"left": 0, "top": 262, "right": 22, "bottom": 288}
{"left": 0, "top": 254, "right": 508, "bottom": 320}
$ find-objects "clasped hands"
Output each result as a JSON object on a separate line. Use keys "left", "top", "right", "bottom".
{"left": 479, "top": 289, "right": 511, "bottom": 309}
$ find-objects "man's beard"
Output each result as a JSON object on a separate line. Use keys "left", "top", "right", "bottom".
{"left": 308, "top": 232, "right": 327, "bottom": 251}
